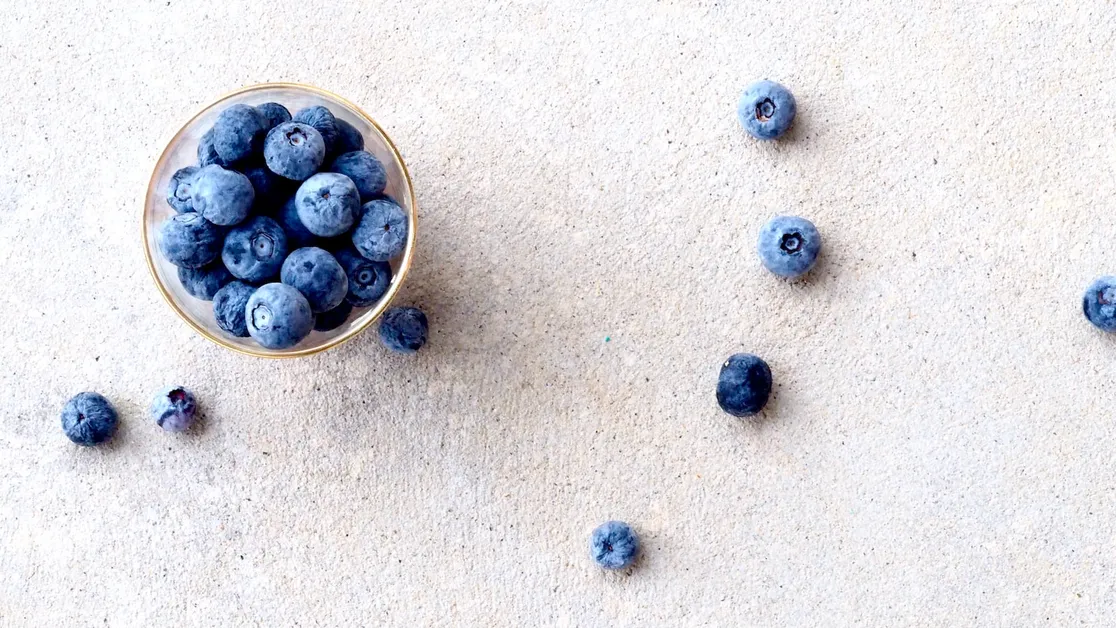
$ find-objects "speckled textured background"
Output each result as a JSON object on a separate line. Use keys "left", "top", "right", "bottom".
{"left": 2, "top": 1, "right": 1116, "bottom": 625}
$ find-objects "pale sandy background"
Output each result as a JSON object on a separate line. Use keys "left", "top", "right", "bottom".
{"left": 2, "top": 1, "right": 1116, "bottom": 626}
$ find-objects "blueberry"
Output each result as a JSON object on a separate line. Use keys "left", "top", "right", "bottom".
{"left": 150, "top": 386, "right": 197, "bottom": 432}
{"left": 157, "top": 212, "right": 223, "bottom": 268}
{"left": 221, "top": 216, "right": 288, "bottom": 283}
{"left": 191, "top": 165, "right": 254, "bottom": 226}
{"left": 212, "top": 280, "right": 255, "bottom": 337}
{"left": 738, "top": 80, "right": 796, "bottom": 140}
{"left": 280, "top": 247, "right": 348, "bottom": 313}
{"left": 255, "top": 102, "right": 291, "bottom": 130}
{"left": 313, "top": 300, "right": 354, "bottom": 332}
{"left": 264, "top": 122, "right": 326, "bottom": 181}
{"left": 245, "top": 283, "right": 315, "bottom": 349}
{"left": 295, "top": 173, "right": 359, "bottom": 237}
{"left": 1083, "top": 277, "right": 1116, "bottom": 332}
{"left": 212, "top": 104, "right": 267, "bottom": 163}
{"left": 757, "top": 215, "right": 821, "bottom": 278}
{"left": 61, "top": 392, "right": 118, "bottom": 446}
{"left": 276, "top": 195, "right": 316, "bottom": 248}
{"left": 166, "top": 166, "right": 198, "bottom": 213}
{"left": 292, "top": 105, "right": 339, "bottom": 153}
{"left": 352, "top": 198, "right": 408, "bottom": 261}
{"left": 243, "top": 164, "right": 289, "bottom": 210}
{"left": 378, "top": 306, "right": 427, "bottom": 353}
{"left": 589, "top": 521, "right": 640, "bottom": 570}
{"left": 329, "top": 151, "right": 387, "bottom": 201}
{"left": 334, "top": 117, "right": 365, "bottom": 154}
{"left": 177, "top": 263, "right": 233, "bottom": 300}
{"left": 197, "top": 128, "right": 230, "bottom": 167}
{"left": 716, "top": 353, "right": 772, "bottom": 417}
{"left": 335, "top": 247, "right": 391, "bottom": 307}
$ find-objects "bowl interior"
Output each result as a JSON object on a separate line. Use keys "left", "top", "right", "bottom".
{"left": 144, "top": 84, "right": 416, "bottom": 358}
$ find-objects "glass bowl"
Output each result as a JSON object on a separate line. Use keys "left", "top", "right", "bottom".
{"left": 143, "top": 83, "right": 417, "bottom": 358}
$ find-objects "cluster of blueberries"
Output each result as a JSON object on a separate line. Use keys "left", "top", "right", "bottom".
{"left": 157, "top": 100, "right": 427, "bottom": 352}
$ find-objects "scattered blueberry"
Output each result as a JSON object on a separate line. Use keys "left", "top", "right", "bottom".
{"left": 151, "top": 386, "right": 197, "bottom": 432}
{"left": 157, "top": 212, "right": 223, "bottom": 268}
{"left": 222, "top": 216, "right": 289, "bottom": 282}
{"left": 738, "top": 80, "right": 796, "bottom": 140}
{"left": 212, "top": 104, "right": 267, "bottom": 163}
{"left": 333, "top": 117, "right": 365, "bottom": 154}
{"left": 166, "top": 166, "right": 198, "bottom": 213}
{"left": 275, "top": 195, "right": 316, "bottom": 248}
{"left": 280, "top": 247, "right": 348, "bottom": 313}
{"left": 292, "top": 105, "right": 339, "bottom": 153}
{"left": 264, "top": 122, "right": 326, "bottom": 181}
{"left": 61, "top": 392, "right": 118, "bottom": 446}
{"left": 197, "top": 128, "right": 229, "bottom": 167}
{"left": 213, "top": 281, "right": 256, "bottom": 337}
{"left": 329, "top": 151, "right": 387, "bottom": 201}
{"left": 313, "top": 300, "right": 354, "bottom": 332}
{"left": 245, "top": 283, "right": 315, "bottom": 349}
{"left": 191, "top": 165, "right": 254, "bottom": 226}
{"left": 716, "top": 353, "right": 772, "bottom": 417}
{"left": 335, "top": 247, "right": 391, "bottom": 306}
{"left": 1083, "top": 277, "right": 1116, "bottom": 332}
{"left": 352, "top": 197, "right": 408, "bottom": 261}
{"left": 378, "top": 306, "right": 427, "bottom": 353}
{"left": 757, "top": 215, "right": 821, "bottom": 278}
{"left": 589, "top": 521, "right": 640, "bottom": 570}
{"left": 255, "top": 102, "right": 292, "bottom": 130}
{"left": 178, "top": 263, "right": 233, "bottom": 300}
{"left": 295, "top": 173, "right": 359, "bottom": 237}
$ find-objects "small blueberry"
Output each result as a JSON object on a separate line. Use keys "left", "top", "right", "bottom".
{"left": 335, "top": 247, "right": 392, "bottom": 307}
{"left": 313, "top": 300, "right": 354, "bottom": 332}
{"left": 178, "top": 263, "right": 233, "bottom": 301}
{"left": 295, "top": 173, "right": 359, "bottom": 237}
{"left": 61, "top": 392, "right": 118, "bottom": 446}
{"left": 255, "top": 102, "right": 292, "bottom": 130}
{"left": 213, "top": 281, "right": 256, "bottom": 337}
{"left": 245, "top": 283, "right": 315, "bottom": 350}
{"left": 329, "top": 151, "right": 386, "bottom": 201}
{"left": 191, "top": 165, "right": 255, "bottom": 226}
{"left": 212, "top": 104, "right": 268, "bottom": 164}
{"left": 222, "top": 216, "right": 289, "bottom": 283}
{"left": 292, "top": 106, "right": 340, "bottom": 153}
{"left": 716, "top": 353, "right": 772, "bottom": 417}
{"left": 150, "top": 386, "right": 197, "bottom": 432}
{"left": 166, "top": 166, "right": 199, "bottom": 213}
{"left": 197, "top": 128, "right": 230, "bottom": 167}
{"left": 352, "top": 198, "right": 408, "bottom": 262}
{"left": 280, "top": 247, "right": 349, "bottom": 313}
{"left": 243, "top": 164, "right": 290, "bottom": 211}
{"left": 378, "top": 306, "right": 428, "bottom": 353}
{"left": 738, "top": 80, "right": 796, "bottom": 140}
{"left": 1083, "top": 277, "right": 1116, "bottom": 332}
{"left": 333, "top": 117, "right": 365, "bottom": 154}
{"left": 276, "top": 194, "right": 316, "bottom": 249}
{"left": 757, "top": 215, "right": 821, "bottom": 278}
{"left": 589, "top": 521, "right": 640, "bottom": 570}
{"left": 264, "top": 122, "right": 326, "bottom": 181}
{"left": 157, "top": 212, "right": 223, "bottom": 269}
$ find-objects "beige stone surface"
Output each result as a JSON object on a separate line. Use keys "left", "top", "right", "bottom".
{"left": 2, "top": 1, "right": 1116, "bottom": 625}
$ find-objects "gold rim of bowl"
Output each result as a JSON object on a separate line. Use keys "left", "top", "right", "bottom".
{"left": 142, "top": 82, "right": 417, "bottom": 359}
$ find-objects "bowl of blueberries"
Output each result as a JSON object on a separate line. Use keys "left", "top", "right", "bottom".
{"left": 143, "top": 83, "right": 417, "bottom": 358}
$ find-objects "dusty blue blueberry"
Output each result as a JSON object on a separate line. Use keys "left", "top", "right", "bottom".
{"left": 222, "top": 216, "right": 289, "bottom": 283}
{"left": 589, "top": 521, "right": 640, "bottom": 570}
{"left": 329, "top": 151, "right": 386, "bottom": 201}
{"left": 757, "top": 215, "right": 821, "bottom": 278}
{"left": 334, "top": 117, "right": 365, "bottom": 154}
{"left": 213, "top": 280, "right": 255, "bottom": 337}
{"left": 276, "top": 195, "right": 316, "bottom": 248}
{"left": 313, "top": 300, "right": 353, "bottom": 332}
{"left": 166, "top": 166, "right": 198, "bottom": 213}
{"left": 255, "top": 102, "right": 291, "bottom": 130}
{"left": 335, "top": 247, "right": 391, "bottom": 307}
{"left": 295, "top": 173, "right": 359, "bottom": 237}
{"left": 292, "top": 106, "right": 339, "bottom": 153}
{"left": 264, "top": 122, "right": 326, "bottom": 181}
{"left": 352, "top": 198, "right": 408, "bottom": 261}
{"left": 158, "top": 212, "right": 223, "bottom": 268}
{"left": 243, "top": 164, "right": 289, "bottom": 210}
{"left": 1083, "top": 277, "right": 1116, "bottom": 332}
{"left": 716, "top": 353, "right": 772, "bottom": 417}
{"left": 61, "top": 392, "right": 118, "bottom": 446}
{"left": 245, "top": 283, "right": 315, "bottom": 349}
{"left": 280, "top": 247, "right": 348, "bottom": 313}
{"left": 738, "top": 80, "right": 796, "bottom": 140}
{"left": 378, "top": 306, "right": 427, "bottom": 353}
{"left": 150, "top": 386, "right": 197, "bottom": 432}
{"left": 178, "top": 263, "right": 233, "bottom": 300}
{"left": 197, "top": 128, "right": 230, "bottom": 167}
{"left": 191, "top": 165, "right": 254, "bottom": 226}
{"left": 212, "top": 104, "right": 268, "bottom": 163}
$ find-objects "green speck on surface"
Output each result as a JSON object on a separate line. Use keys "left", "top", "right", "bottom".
{"left": 604, "top": 336, "right": 611, "bottom": 342}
